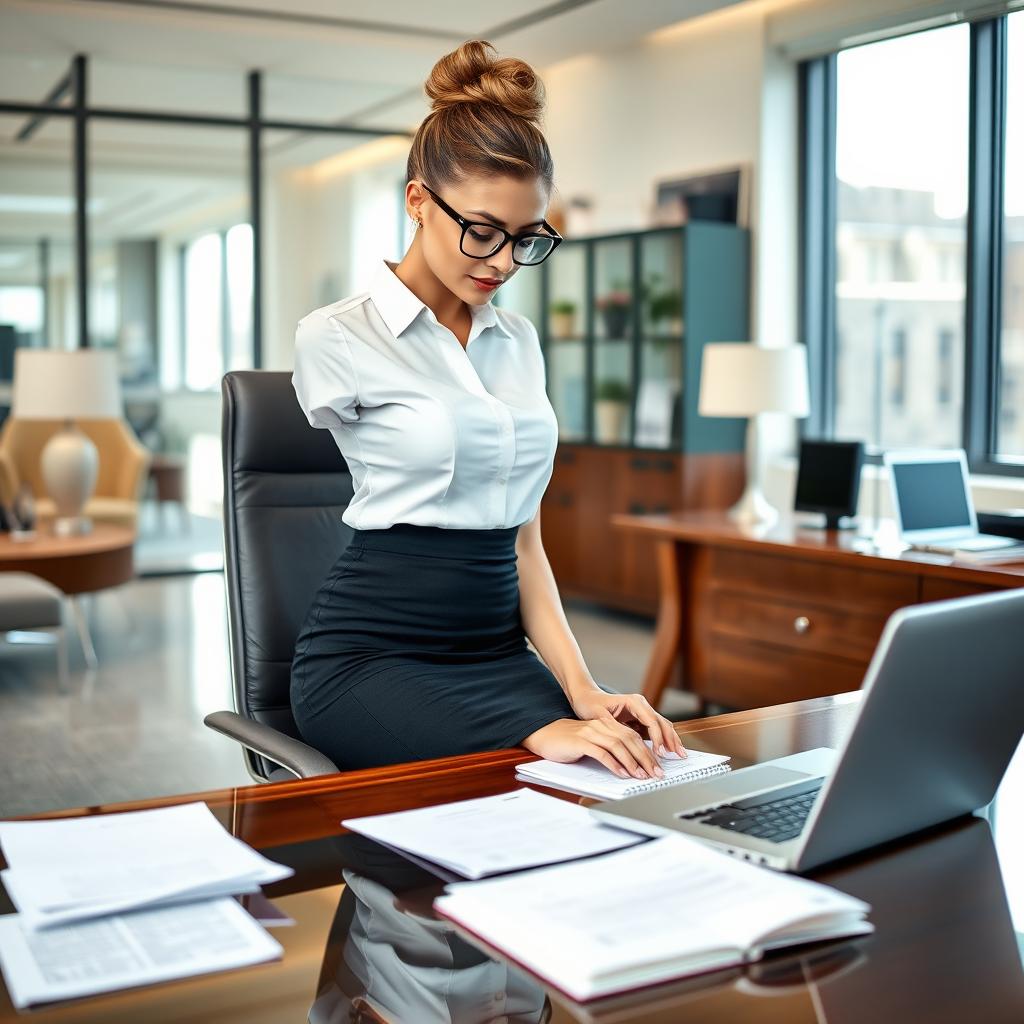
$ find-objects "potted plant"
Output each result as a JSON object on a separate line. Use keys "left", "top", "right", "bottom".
{"left": 595, "top": 286, "right": 631, "bottom": 339}
{"left": 648, "top": 289, "right": 683, "bottom": 336}
{"left": 549, "top": 299, "right": 577, "bottom": 339}
{"left": 594, "top": 377, "right": 631, "bottom": 444}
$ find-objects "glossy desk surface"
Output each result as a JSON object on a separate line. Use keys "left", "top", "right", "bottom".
{"left": 2, "top": 694, "right": 1022, "bottom": 1023}
{"left": 612, "top": 510, "right": 1024, "bottom": 585}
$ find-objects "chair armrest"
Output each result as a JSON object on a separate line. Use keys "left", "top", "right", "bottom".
{"left": 0, "top": 448, "right": 18, "bottom": 506}
{"left": 115, "top": 424, "right": 152, "bottom": 503}
{"left": 203, "top": 710, "right": 339, "bottom": 780}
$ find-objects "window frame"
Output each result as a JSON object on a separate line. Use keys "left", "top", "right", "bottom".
{"left": 800, "top": 13, "right": 1023, "bottom": 476}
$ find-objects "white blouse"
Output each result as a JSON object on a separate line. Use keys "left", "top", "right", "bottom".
{"left": 291, "top": 259, "right": 559, "bottom": 531}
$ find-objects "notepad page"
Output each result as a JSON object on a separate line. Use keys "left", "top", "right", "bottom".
{"left": 516, "top": 744, "right": 730, "bottom": 800}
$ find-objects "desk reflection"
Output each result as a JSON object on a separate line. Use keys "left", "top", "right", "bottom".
{"left": 308, "top": 835, "right": 550, "bottom": 1023}
{"left": 301, "top": 816, "right": 1023, "bottom": 1024}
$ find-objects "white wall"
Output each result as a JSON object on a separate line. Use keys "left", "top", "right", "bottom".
{"left": 263, "top": 139, "right": 409, "bottom": 372}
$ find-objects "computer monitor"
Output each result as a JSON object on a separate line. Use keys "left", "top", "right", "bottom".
{"left": 884, "top": 449, "right": 976, "bottom": 544}
{"left": 794, "top": 440, "right": 864, "bottom": 530}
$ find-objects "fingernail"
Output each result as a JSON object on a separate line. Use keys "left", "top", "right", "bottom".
{"left": 655, "top": 766, "right": 665, "bottom": 778}
{"left": 658, "top": 744, "right": 667, "bottom": 757}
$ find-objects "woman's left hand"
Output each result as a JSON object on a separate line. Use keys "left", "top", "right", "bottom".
{"left": 569, "top": 689, "right": 687, "bottom": 759}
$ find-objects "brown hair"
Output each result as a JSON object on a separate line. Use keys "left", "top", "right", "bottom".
{"left": 407, "top": 39, "right": 554, "bottom": 192}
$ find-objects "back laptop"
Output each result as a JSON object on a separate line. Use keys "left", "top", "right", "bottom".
{"left": 884, "top": 448, "right": 1022, "bottom": 553}
{"left": 590, "top": 589, "right": 1024, "bottom": 872}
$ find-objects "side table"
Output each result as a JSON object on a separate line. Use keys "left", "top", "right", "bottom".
{"left": 0, "top": 523, "right": 135, "bottom": 669}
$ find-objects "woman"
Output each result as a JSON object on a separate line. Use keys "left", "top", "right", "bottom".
{"left": 290, "top": 39, "right": 686, "bottom": 778}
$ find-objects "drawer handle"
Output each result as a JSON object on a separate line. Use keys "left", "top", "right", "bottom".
{"left": 793, "top": 616, "right": 811, "bottom": 635}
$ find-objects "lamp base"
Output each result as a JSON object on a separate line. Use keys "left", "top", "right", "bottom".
{"left": 727, "top": 484, "right": 779, "bottom": 529}
{"left": 40, "top": 420, "right": 99, "bottom": 529}
{"left": 52, "top": 515, "right": 94, "bottom": 538}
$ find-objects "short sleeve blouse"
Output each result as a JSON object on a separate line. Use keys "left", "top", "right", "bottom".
{"left": 291, "top": 259, "right": 559, "bottom": 531}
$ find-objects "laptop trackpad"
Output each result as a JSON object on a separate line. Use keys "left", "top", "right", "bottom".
{"left": 687, "top": 766, "right": 812, "bottom": 805}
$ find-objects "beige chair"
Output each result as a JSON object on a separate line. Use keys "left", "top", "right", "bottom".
{"left": 0, "top": 418, "right": 151, "bottom": 531}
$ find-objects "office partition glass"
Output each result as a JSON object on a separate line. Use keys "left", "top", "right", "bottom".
{"left": 998, "top": 12, "right": 1024, "bottom": 459}
{"left": 86, "top": 119, "right": 250, "bottom": 394}
{"left": 90, "top": 57, "right": 245, "bottom": 117}
{"left": 833, "top": 24, "right": 969, "bottom": 451}
{"left": 0, "top": 113, "right": 76, "bottom": 369}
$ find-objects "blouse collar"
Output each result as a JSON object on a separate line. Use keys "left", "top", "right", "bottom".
{"left": 370, "top": 259, "right": 512, "bottom": 342}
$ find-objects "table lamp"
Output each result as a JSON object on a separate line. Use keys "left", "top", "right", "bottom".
{"left": 698, "top": 342, "right": 810, "bottom": 528}
{"left": 12, "top": 349, "right": 122, "bottom": 537}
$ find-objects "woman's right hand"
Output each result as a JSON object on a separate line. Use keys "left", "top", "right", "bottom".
{"left": 521, "top": 717, "right": 665, "bottom": 781}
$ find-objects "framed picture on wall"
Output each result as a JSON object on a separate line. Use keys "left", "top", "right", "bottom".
{"left": 652, "top": 163, "right": 751, "bottom": 228}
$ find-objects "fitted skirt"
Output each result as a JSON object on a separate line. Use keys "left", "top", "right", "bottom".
{"left": 290, "top": 522, "right": 575, "bottom": 771}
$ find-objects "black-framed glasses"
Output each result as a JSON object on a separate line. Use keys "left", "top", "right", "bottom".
{"left": 419, "top": 182, "right": 562, "bottom": 266}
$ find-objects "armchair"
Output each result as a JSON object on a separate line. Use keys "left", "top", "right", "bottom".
{"left": 0, "top": 417, "right": 150, "bottom": 531}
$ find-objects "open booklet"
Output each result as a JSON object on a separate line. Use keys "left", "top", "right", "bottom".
{"left": 433, "top": 834, "right": 872, "bottom": 1002}
{"left": 516, "top": 742, "right": 731, "bottom": 800}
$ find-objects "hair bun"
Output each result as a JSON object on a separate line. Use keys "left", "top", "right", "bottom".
{"left": 425, "top": 39, "right": 545, "bottom": 125}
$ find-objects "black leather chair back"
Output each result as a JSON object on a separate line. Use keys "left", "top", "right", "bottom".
{"left": 222, "top": 370, "right": 353, "bottom": 780}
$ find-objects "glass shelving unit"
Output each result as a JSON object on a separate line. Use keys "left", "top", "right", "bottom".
{"left": 498, "top": 222, "right": 748, "bottom": 454}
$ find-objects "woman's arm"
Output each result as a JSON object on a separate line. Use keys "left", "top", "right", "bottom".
{"left": 515, "top": 510, "right": 687, "bottom": 767}
{"left": 515, "top": 508, "right": 599, "bottom": 704}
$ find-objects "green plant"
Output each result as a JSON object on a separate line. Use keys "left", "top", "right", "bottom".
{"left": 595, "top": 378, "right": 631, "bottom": 403}
{"left": 648, "top": 289, "right": 682, "bottom": 324}
{"left": 549, "top": 299, "right": 577, "bottom": 315}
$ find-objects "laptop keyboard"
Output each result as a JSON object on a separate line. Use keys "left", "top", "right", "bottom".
{"left": 678, "top": 778, "right": 824, "bottom": 844}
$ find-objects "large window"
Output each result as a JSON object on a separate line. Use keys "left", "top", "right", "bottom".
{"left": 833, "top": 25, "right": 968, "bottom": 450}
{"left": 182, "top": 224, "right": 253, "bottom": 391}
{"left": 999, "top": 11, "right": 1024, "bottom": 458}
{"left": 803, "top": 13, "right": 1023, "bottom": 474}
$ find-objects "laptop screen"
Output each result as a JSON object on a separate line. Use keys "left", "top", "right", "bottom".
{"left": 891, "top": 460, "right": 972, "bottom": 531}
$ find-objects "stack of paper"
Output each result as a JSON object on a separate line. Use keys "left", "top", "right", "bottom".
{"left": 0, "top": 802, "right": 292, "bottom": 928}
{"left": 0, "top": 802, "right": 290, "bottom": 1008}
{"left": 342, "top": 789, "right": 644, "bottom": 879}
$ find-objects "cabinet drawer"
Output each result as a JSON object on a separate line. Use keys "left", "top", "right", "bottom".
{"left": 702, "top": 637, "right": 867, "bottom": 710}
{"left": 709, "top": 548, "right": 917, "bottom": 614}
{"left": 710, "top": 590, "right": 887, "bottom": 663}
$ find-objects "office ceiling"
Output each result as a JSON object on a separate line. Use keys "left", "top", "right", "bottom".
{"left": 0, "top": 0, "right": 749, "bottom": 259}
{"left": 0, "top": 0, "right": 749, "bottom": 128}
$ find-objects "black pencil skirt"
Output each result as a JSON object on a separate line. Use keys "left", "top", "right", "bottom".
{"left": 290, "top": 523, "right": 576, "bottom": 771}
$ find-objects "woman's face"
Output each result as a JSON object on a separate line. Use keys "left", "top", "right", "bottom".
{"left": 409, "top": 173, "right": 550, "bottom": 306}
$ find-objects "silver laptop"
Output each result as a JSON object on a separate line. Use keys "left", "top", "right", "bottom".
{"left": 590, "top": 589, "right": 1024, "bottom": 872}
{"left": 884, "top": 448, "right": 1021, "bottom": 553}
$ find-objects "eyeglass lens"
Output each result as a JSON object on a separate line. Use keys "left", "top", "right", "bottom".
{"left": 462, "top": 224, "right": 555, "bottom": 265}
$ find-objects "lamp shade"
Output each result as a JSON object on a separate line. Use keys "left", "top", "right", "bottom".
{"left": 12, "top": 349, "right": 121, "bottom": 420}
{"left": 698, "top": 342, "right": 810, "bottom": 418}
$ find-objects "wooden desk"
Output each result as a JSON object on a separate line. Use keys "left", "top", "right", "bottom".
{"left": 613, "top": 511, "right": 1024, "bottom": 711}
{"left": 2, "top": 695, "right": 1022, "bottom": 1022}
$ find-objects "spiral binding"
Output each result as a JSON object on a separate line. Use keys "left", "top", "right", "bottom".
{"left": 621, "top": 763, "right": 731, "bottom": 797}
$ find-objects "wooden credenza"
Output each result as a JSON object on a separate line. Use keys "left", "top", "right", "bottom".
{"left": 541, "top": 446, "right": 743, "bottom": 616}
{"left": 613, "top": 510, "right": 1024, "bottom": 711}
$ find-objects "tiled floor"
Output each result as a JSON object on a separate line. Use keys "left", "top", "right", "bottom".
{"left": 0, "top": 572, "right": 692, "bottom": 818}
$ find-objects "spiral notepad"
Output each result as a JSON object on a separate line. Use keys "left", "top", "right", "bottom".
{"left": 515, "top": 743, "right": 731, "bottom": 801}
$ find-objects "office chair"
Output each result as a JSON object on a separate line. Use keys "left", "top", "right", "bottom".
{"left": 204, "top": 370, "right": 354, "bottom": 782}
